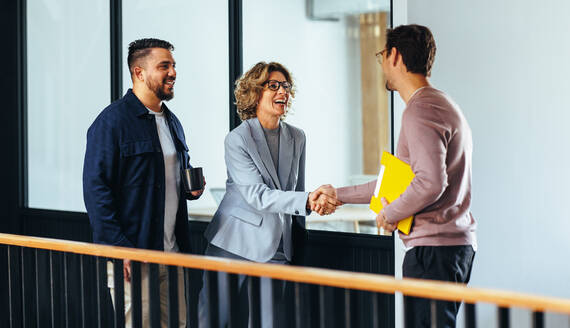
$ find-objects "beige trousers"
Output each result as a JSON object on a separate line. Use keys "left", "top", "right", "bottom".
{"left": 107, "top": 262, "right": 187, "bottom": 328}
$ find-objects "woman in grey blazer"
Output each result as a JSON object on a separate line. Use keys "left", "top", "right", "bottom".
{"left": 199, "top": 62, "right": 340, "bottom": 327}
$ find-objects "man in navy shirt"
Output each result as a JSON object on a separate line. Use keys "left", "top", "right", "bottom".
{"left": 83, "top": 38, "right": 204, "bottom": 327}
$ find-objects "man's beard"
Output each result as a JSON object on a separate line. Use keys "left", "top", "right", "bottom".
{"left": 147, "top": 78, "right": 174, "bottom": 101}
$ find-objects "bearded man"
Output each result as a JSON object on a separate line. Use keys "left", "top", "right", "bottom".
{"left": 83, "top": 38, "right": 204, "bottom": 327}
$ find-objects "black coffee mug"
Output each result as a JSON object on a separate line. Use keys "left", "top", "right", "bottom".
{"left": 182, "top": 167, "right": 204, "bottom": 192}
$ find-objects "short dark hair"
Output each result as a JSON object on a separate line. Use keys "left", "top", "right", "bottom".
{"left": 127, "top": 38, "right": 174, "bottom": 75}
{"left": 386, "top": 24, "right": 436, "bottom": 77}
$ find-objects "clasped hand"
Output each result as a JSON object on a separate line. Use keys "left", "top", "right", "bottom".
{"left": 307, "top": 184, "right": 343, "bottom": 216}
{"left": 376, "top": 197, "right": 397, "bottom": 234}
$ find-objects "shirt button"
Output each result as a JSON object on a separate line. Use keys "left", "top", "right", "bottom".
{"left": 295, "top": 210, "right": 299, "bottom": 215}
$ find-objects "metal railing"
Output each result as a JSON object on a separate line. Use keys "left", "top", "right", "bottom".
{"left": 1, "top": 232, "right": 570, "bottom": 327}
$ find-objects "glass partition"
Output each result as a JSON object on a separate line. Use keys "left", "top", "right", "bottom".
{"left": 27, "top": 1, "right": 110, "bottom": 211}
{"left": 243, "top": 0, "right": 392, "bottom": 234}
{"left": 26, "top": 0, "right": 391, "bottom": 233}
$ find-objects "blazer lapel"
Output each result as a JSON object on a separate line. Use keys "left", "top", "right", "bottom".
{"left": 249, "top": 118, "right": 282, "bottom": 190}
{"left": 278, "top": 122, "right": 294, "bottom": 189}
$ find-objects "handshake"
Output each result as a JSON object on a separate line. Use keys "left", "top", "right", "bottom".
{"left": 306, "top": 184, "right": 343, "bottom": 216}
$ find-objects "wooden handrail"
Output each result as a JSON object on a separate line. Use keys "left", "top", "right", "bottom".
{"left": 2, "top": 232, "right": 570, "bottom": 315}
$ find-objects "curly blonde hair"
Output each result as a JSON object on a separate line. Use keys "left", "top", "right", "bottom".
{"left": 234, "top": 62, "right": 296, "bottom": 121}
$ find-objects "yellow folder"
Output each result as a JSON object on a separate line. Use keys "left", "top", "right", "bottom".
{"left": 369, "top": 152, "right": 415, "bottom": 235}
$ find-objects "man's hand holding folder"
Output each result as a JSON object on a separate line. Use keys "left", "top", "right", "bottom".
{"left": 376, "top": 197, "right": 397, "bottom": 235}
{"left": 369, "top": 151, "right": 416, "bottom": 235}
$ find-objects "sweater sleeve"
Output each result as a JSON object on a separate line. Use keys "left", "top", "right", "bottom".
{"left": 383, "top": 106, "right": 449, "bottom": 223}
{"left": 336, "top": 180, "right": 377, "bottom": 204}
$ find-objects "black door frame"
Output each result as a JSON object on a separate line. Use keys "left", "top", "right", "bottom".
{"left": 1, "top": 0, "right": 27, "bottom": 235}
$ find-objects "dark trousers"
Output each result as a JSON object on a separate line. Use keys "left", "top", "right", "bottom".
{"left": 403, "top": 245, "right": 475, "bottom": 328}
{"left": 198, "top": 244, "right": 292, "bottom": 328}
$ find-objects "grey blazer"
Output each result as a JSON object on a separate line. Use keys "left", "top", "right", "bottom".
{"left": 204, "top": 118, "right": 309, "bottom": 262}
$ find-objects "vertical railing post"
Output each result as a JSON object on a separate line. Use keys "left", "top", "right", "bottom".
{"left": 227, "top": 273, "right": 240, "bottom": 328}
{"left": 371, "top": 292, "right": 379, "bottom": 328}
{"left": 34, "top": 249, "right": 40, "bottom": 328}
{"left": 248, "top": 276, "right": 262, "bottom": 328}
{"left": 49, "top": 250, "right": 55, "bottom": 328}
{"left": 318, "top": 285, "right": 327, "bottom": 328}
{"left": 8, "top": 245, "right": 23, "bottom": 328}
{"left": 113, "top": 259, "right": 125, "bottom": 328}
{"left": 464, "top": 303, "right": 477, "bottom": 328}
{"left": 272, "top": 279, "right": 281, "bottom": 328}
{"left": 148, "top": 263, "right": 160, "bottom": 328}
{"left": 532, "top": 311, "right": 544, "bottom": 328}
{"left": 184, "top": 268, "right": 191, "bottom": 326}
{"left": 294, "top": 283, "right": 302, "bottom": 328}
{"left": 79, "top": 255, "right": 86, "bottom": 328}
{"left": 63, "top": 252, "right": 69, "bottom": 328}
{"left": 498, "top": 306, "right": 510, "bottom": 328}
{"left": 206, "top": 270, "right": 220, "bottom": 328}
{"left": 403, "top": 296, "right": 408, "bottom": 328}
{"left": 95, "top": 257, "right": 104, "bottom": 328}
{"left": 131, "top": 261, "right": 142, "bottom": 328}
{"left": 167, "top": 265, "right": 179, "bottom": 328}
{"left": 430, "top": 300, "right": 437, "bottom": 328}
{"left": 343, "top": 289, "right": 351, "bottom": 328}
{"left": 21, "top": 247, "right": 29, "bottom": 328}
{"left": 299, "top": 283, "right": 313, "bottom": 327}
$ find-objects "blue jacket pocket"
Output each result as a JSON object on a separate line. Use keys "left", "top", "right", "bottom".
{"left": 120, "top": 140, "right": 156, "bottom": 157}
{"left": 118, "top": 140, "right": 160, "bottom": 187}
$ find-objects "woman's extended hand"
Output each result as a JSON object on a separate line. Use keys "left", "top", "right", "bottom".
{"left": 307, "top": 184, "right": 343, "bottom": 215}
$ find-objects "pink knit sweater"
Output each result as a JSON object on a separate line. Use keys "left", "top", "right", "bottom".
{"left": 337, "top": 87, "right": 477, "bottom": 248}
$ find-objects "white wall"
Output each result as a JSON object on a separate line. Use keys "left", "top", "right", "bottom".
{"left": 406, "top": 0, "right": 570, "bottom": 326}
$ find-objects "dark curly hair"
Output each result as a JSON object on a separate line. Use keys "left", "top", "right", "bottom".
{"left": 127, "top": 38, "right": 174, "bottom": 75}
{"left": 234, "top": 62, "right": 296, "bottom": 121}
{"left": 386, "top": 24, "right": 436, "bottom": 77}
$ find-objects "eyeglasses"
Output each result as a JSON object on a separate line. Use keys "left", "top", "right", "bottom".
{"left": 375, "top": 49, "right": 387, "bottom": 64}
{"left": 264, "top": 80, "right": 292, "bottom": 92}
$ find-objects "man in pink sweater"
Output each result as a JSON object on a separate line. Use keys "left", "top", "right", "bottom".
{"left": 314, "top": 24, "right": 477, "bottom": 327}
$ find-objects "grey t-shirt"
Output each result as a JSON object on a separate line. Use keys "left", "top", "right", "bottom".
{"left": 148, "top": 108, "right": 180, "bottom": 253}
{"left": 262, "top": 125, "right": 288, "bottom": 262}
{"left": 262, "top": 125, "right": 280, "bottom": 172}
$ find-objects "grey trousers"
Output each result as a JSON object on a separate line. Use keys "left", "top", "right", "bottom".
{"left": 198, "top": 244, "right": 290, "bottom": 328}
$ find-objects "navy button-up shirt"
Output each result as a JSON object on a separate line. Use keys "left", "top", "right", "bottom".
{"left": 83, "top": 89, "right": 196, "bottom": 252}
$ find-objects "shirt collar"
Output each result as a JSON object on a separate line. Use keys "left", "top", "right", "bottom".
{"left": 124, "top": 88, "right": 171, "bottom": 118}
{"left": 409, "top": 86, "right": 427, "bottom": 101}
